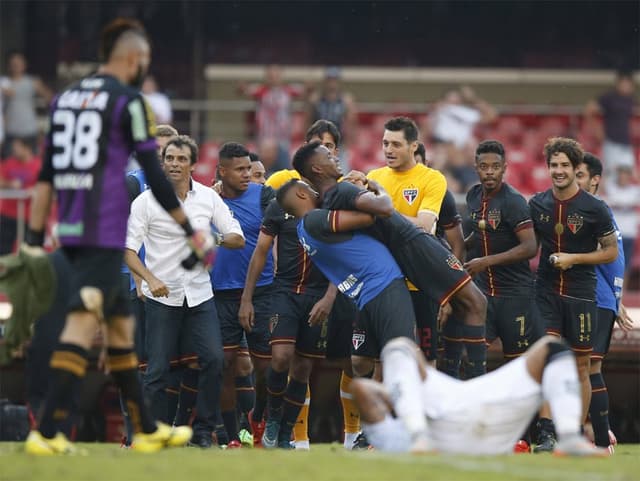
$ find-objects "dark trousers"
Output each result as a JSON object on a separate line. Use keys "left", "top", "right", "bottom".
{"left": 143, "top": 297, "right": 223, "bottom": 435}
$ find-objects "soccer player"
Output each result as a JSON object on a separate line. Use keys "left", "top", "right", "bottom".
{"left": 360, "top": 117, "right": 446, "bottom": 367}
{"left": 295, "top": 142, "right": 487, "bottom": 379}
{"left": 575, "top": 152, "right": 633, "bottom": 451}
{"left": 240, "top": 183, "right": 335, "bottom": 449}
{"left": 265, "top": 119, "right": 341, "bottom": 189}
{"left": 352, "top": 336, "right": 608, "bottom": 456}
{"left": 265, "top": 119, "right": 362, "bottom": 449}
{"left": 464, "top": 140, "right": 542, "bottom": 362}
{"left": 125, "top": 135, "right": 244, "bottom": 448}
{"left": 24, "top": 19, "right": 216, "bottom": 454}
{"left": 249, "top": 152, "right": 267, "bottom": 185}
{"left": 276, "top": 178, "right": 417, "bottom": 371}
{"left": 529, "top": 137, "right": 618, "bottom": 452}
{"left": 212, "top": 142, "right": 276, "bottom": 448}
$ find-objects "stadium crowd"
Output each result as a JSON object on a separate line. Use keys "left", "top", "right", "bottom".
{"left": 0, "top": 19, "right": 638, "bottom": 457}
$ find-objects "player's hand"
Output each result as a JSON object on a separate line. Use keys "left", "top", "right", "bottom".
{"left": 615, "top": 303, "right": 634, "bottom": 331}
{"left": 437, "top": 302, "right": 452, "bottom": 330}
{"left": 211, "top": 180, "right": 223, "bottom": 194}
{"left": 549, "top": 252, "right": 575, "bottom": 271}
{"left": 147, "top": 276, "right": 169, "bottom": 298}
{"left": 308, "top": 295, "right": 335, "bottom": 326}
{"left": 187, "top": 229, "right": 218, "bottom": 270}
{"left": 342, "top": 170, "right": 368, "bottom": 189}
{"left": 238, "top": 298, "right": 255, "bottom": 333}
{"left": 463, "top": 257, "right": 489, "bottom": 276}
{"left": 366, "top": 179, "right": 384, "bottom": 195}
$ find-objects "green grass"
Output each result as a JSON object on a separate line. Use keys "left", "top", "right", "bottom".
{"left": 1, "top": 443, "right": 638, "bottom": 481}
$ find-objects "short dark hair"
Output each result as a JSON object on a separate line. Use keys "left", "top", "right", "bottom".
{"left": 384, "top": 117, "right": 419, "bottom": 143}
{"left": 475, "top": 140, "right": 505, "bottom": 161}
{"left": 414, "top": 142, "right": 426, "bottom": 161}
{"left": 218, "top": 142, "right": 250, "bottom": 165}
{"left": 543, "top": 137, "right": 584, "bottom": 168}
{"left": 275, "top": 178, "right": 302, "bottom": 212}
{"left": 292, "top": 141, "right": 322, "bottom": 179}
{"left": 156, "top": 124, "right": 178, "bottom": 138}
{"left": 249, "top": 152, "right": 261, "bottom": 163}
{"left": 305, "top": 120, "right": 341, "bottom": 146}
{"left": 162, "top": 135, "right": 198, "bottom": 164}
{"left": 99, "top": 18, "right": 148, "bottom": 62}
{"left": 581, "top": 152, "right": 603, "bottom": 178}
{"left": 616, "top": 69, "right": 634, "bottom": 81}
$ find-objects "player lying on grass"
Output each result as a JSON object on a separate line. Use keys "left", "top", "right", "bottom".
{"left": 351, "top": 336, "right": 609, "bottom": 457}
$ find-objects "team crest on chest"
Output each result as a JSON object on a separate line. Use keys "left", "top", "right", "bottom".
{"left": 446, "top": 254, "right": 464, "bottom": 272}
{"left": 352, "top": 330, "right": 366, "bottom": 350}
{"left": 567, "top": 213, "right": 583, "bottom": 234}
{"left": 487, "top": 209, "right": 501, "bottom": 230}
{"left": 403, "top": 186, "right": 419, "bottom": 205}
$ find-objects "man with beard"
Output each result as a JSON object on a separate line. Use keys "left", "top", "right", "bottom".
{"left": 529, "top": 137, "right": 618, "bottom": 452}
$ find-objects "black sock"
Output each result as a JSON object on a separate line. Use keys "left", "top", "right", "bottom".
{"left": 280, "top": 379, "right": 307, "bottom": 441}
{"left": 254, "top": 368, "right": 268, "bottom": 421}
{"left": 589, "top": 373, "right": 611, "bottom": 447}
{"left": 39, "top": 343, "right": 88, "bottom": 439}
{"left": 108, "top": 348, "right": 156, "bottom": 434}
{"left": 214, "top": 407, "right": 229, "bottom": 445}
{"left": 461, "top": 325, "right": 486, "bottom": 379}
{"left": 221, "top": 410, "right": 239, "bottom": 442}
{"left": 441, "top": 336, "right": 464, "bottom": 378}
{"left": 235, "top": 374, "right": 255, "bottom": 416}
{"left": 174, "top": 367, "right": 199, "bottom": 426}
{"left": 266, "top": 367, "right": 288, "bottom": 420}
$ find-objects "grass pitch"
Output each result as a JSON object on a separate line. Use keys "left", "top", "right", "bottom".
{"left": 1, "top": 442, "right": 638, "bottom": 481}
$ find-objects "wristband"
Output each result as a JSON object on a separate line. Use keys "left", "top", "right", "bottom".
{"left": 181, "top": 220, "right": 195, "bottom": 237}
{"left": 25, "top": 228, "right": 45, "bottom": 247}
{"left": 213, "top": 232, "right": 225, "bottom": 246}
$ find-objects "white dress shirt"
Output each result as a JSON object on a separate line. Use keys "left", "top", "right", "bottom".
{"left": 126, "top": 179, "right": 244, "bottom": 307}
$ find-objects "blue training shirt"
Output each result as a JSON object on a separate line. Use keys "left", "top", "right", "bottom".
{"left": 595, "top": 205, "right": 625, "bottom": 313}
{"left": 212, "top": 183, "right": 274, "bottom": 290}
{"left": 298, "top": 209, "right": 403, "bottom": 309}
{"left": 121, "top": 169, "right": 147, "bottom": 291}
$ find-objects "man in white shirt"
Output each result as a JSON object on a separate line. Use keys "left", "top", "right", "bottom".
{"left": 125, "top": 135, "right": 244, "bottom": 448}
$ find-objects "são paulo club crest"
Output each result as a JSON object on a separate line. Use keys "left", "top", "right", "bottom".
{"left": 403, "top": 187, "right": 418, "bottom": 205}
{"left": 567, "top": 213, "right": 583, "bottom": 234}
{"left": 487, "top": 209, "right": 501, "bottom": 230}
{"left": 269, "top": 314, "right": 279, "bottom": 334}
{"left": 352, "top": 330, "right": 366, "bottom": 350}
{"left": 446, "top": 254, "right": 464, "bottom": 271}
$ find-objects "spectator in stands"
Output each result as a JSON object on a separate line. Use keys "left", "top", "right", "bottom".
{"left": 1, "top": 52, "right": 52, "bottom": 158}
{"left": 142, "top": 75, "right": 173, "bottom": 124}
{"left": 424, "top": 86, "right": 496, "bottom": 191}
{"left": 238, "top": 64, "right": 307, "bottom": 172}
{"left": 306, "top": 67, "right": 357, "bottom": 170}
{"left": 585, "top": 71, "right": 638, "bottom": 184}
{"left": 607, "top": 165, "right": 640, "bottom": 272}
{"left": 0, "top": 137, "right": 41, "bottom": 254}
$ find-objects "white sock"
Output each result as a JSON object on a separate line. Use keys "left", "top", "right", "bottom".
{"left": 542, "top": 352, "right": 582, "bottom": 439}
{"left": 294, "top": 440, "right": 310, "bottom": 450}
{"left": 381, "top": 341, "right": 427, "bottom": 438}
{"left": 344, "top": 431, "right": 358, "bottom": 449}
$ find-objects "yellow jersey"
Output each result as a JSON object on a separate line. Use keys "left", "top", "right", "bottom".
{"left": 265, "top": 169, "right": 300, "bottom": 190}
{"left": 367, "top": 163, "right": 447, "bottom": 290}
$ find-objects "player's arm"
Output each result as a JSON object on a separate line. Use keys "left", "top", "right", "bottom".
{"left": 239, "top": 231, "right": 274, "bottom": 331}
{"left": 400, "top": 170, "right": 447, "bottom": 234}
{"left": 551, "top": 231, "right": 618, "bottom": 270}
{"left": 352, "top": 180, "right": 393, "bottom": 218}
{"left": 464, "top": 224, "right": 537, "bottom": 276}
{"left": 444, "top": 223, "right": 465, "bottom": 262}
{"left": 327, "top": 210, "right": 376, "bottom": 232}
{"left": 210, "top": 189, "right": 245, "bottom": 249}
